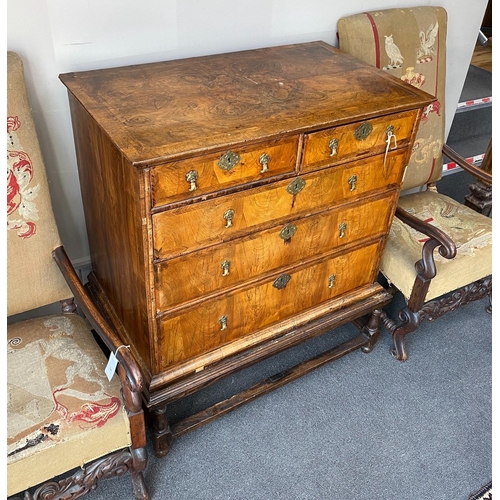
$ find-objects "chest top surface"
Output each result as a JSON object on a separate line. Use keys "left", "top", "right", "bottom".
{"left": 59, "top": 41, "right": 433, "bottom": 166}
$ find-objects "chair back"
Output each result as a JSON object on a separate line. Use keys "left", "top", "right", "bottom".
{"left": 7, "top": 52, "right": 71, "bottom": 316}
{"left": 338, "top": 7, "right": 447, "bottom": 191}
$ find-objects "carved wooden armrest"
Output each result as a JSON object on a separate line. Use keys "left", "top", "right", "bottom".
{"left": 442, "top": 143, "right": 492, "bottom": 185}
{"left": 53, "top": 245, "right": 144, "bottom": 394}
{"left": 395, "top": 206, "right": 457, "bottom": 281}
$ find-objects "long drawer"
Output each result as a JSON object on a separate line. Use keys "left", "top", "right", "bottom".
{"left": 152, "top": 150, "right": 405, "bottom": 259}
{"left": 154, "top": 192, "right": 396, "bottom": 311}
{"left": 156, "top": 241, "right": 381, "bottom": 369}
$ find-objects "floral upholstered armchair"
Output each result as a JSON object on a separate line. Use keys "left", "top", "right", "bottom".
{"left": 338, "top": 7, "right": 492, "bottom": 361}
{"left": 7, "top": 51, "right": 149, "bottom": 499}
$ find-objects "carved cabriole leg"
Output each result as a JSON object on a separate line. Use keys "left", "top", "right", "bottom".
{"left": 117, "top": 365, "right": 149, "bottom": 500}
{"left": 360, "top": 309, "right": 382, "bottom": 353}
{"left": 152, "top": 405, "right": 173, "bottom": 458}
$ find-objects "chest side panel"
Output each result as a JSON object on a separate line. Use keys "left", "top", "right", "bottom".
{"left": 67, "top": 94, "right": 154, "bottom": 373}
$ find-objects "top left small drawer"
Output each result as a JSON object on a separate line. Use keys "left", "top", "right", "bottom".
{"left": 150, "top": 135, "right": 299, "bottom": 208}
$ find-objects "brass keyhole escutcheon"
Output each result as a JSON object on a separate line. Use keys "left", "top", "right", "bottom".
{"left": 259, "top": 153, "right": 270, "bottom": 173}
{"left": 221, "top": 260, "right": 231, "bottom": 276}
{"left": 279, "top": 223, "right": 297, "bottom": 241}
{"left": 223, "top": 209, "right": 235, "bottom": 228}
{"left": 273, "top": 273, "right": 291, "bottom": 290}
{"left": 286, "top": 177, "right": 306, "bottom": 196}
{"left": 348, "top": 175, "right": 357, "bottom": 192}
{"left": 186, "top": 170, "right": 198, "bottom": 192}
{"left": 339, "top": 222, "right": 347, "bottom": 239}
{"left": 328, "top": 274, "right": 336, "bottom": 289}
{"left": 218, "top": 150, "right": 241, "bottom": 171}
{"left": 354, "top": 121, "right": 373, "bottom": 141}
{"left": 219, "top": 315, "right": 228, "bottom": 330}
{"left": 329, "top": 138, "right": 339, "bottom": 157}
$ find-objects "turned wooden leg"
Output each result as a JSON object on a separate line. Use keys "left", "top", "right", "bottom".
{"left": 152, "top": 405, "right": 173, "bottom": 458}
{"left": 360, "top": 309, "right": 382, "bottom": 353}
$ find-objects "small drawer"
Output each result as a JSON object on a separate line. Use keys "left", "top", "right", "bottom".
{"left": 302, "top": 110, "right": 417, "bottom": 172}
{"left": 156, "top": 241, "right": 381, "bottom": 369}
{"left": 152, "top": 149, "right": 406, "bottom": 259}
{"left": 154, "top": 192, "right": 396, "bottom": 311}
{"left": 150, "top": 136, "right": 299, "bottom": 207}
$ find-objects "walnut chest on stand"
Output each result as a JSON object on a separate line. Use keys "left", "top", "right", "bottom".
{"left": 59, "top": 41, "right": 433, "bottom": 457}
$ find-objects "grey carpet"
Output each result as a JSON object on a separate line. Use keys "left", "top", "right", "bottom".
{"left": 81, "top": 293, "right": 492, "bottom": 500}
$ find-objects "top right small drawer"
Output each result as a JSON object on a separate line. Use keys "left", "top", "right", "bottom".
{"left": 301, "top": 110, "right": 418, "bottom": 172}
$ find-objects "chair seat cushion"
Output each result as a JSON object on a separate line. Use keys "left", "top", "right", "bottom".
{"left": 7, "top": 313, "right": 131, "bottom": 497}
{"left": 380, "top": 190, "right": 492, "bottom": 302}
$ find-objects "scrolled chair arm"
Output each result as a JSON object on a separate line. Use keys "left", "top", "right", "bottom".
{"left": 442, "top": 143, "right": 492, "bottom": 185}
{"left": 395, "top": 206, "right": 457, "bottom": 281}
{"left": 52, "top": 245, "right": 144, "bottom": 394}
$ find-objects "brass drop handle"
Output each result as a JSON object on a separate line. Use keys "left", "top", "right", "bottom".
{"left": 221, "top": 260, "right": 230, "bottom": 276}
{"left": 329, "top": 138, "right": 339, "bottom": 157}
{"left": 223, "top": 209, "right": 234, "bottom": 228}
{"left": 219, "top": 315, "right": 228, "bottom": 330}
{"left": 348, "top": 175, "right": 357, "bottom": 192}
{"left": 328, "top": 274, "right": 336, "bottom": 289}
{"left": 386, "top": 125, "right": 397, "bottom": 150}
{"left": 186, "top": 170, "right": 198, "bottom": 192}
{"left": 339, "top": 222, "right": 347, "bottom": 239}
{"left": 260, "top": 153, "right": 270, "bottom": 173}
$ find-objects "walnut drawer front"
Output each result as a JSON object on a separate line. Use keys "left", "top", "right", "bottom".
{"left": 150, "top": 136, "right": 299, "bottom": 208}
{"left": 154, "top": 192, "right": 396, "bottom": 311}
{"left": 302, "top": 110, "right": 417, "bottom": 172}
{"left": 156, "top": 241, "right": 381, "bottom": 368}
{"left": 152, "top": 150, "right": 405, "bottom": 259}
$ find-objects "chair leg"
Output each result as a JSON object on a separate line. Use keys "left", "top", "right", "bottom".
{"left": 130, "top": 447, "right": 149, "bottom": 500}
{"left": 381, "top": 277, "right": 492, "bottom": 361}
{"left": 381, "top": 307, "right": 420, "bottom": 361}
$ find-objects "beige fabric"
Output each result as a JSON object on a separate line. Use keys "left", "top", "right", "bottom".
{"left": 338, "top": 7, "right": 447, "bottom": 190}
{"left": 380, "top": 190, "right": 492, "bottom": 301}
{"left": 7, "top": 51, "right": 71, "bottom": 316}
{"left": 7, "top": 314, "right": 131, "bottom": 497}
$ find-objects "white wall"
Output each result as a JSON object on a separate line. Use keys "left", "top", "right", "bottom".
{"left": 7, "top": 0, "right": 488, "bottom": 265}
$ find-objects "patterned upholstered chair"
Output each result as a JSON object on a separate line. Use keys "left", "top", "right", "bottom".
{"left": 337, "top": 7, "right": 492, "bottom": 360}
{"left": 7, "top": 51, "right": 149, "bottom": 499}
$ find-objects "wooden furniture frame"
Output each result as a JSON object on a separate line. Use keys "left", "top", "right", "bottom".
{"left": 60, "top": 42, "right": 433, "bottom": 455}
